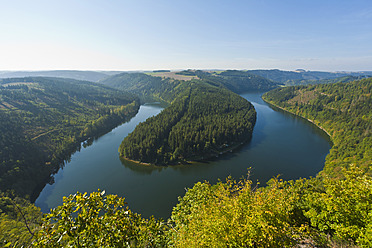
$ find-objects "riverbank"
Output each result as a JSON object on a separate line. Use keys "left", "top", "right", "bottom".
{"left": 31, "top": 104, "right": 140, "bottom": 202}
{"left": 261, "top": 97, "right": 332, "bottom": 140}
{"left": 120, "top": 136, "right": 253, "bottom": 167}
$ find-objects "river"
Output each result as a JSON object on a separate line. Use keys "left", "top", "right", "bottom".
{"left": 35, "top": 92, "right": 331, "bottom": 219}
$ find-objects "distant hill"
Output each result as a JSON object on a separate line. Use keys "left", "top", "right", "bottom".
{"left": 100, "top": 72, "right": 183, "bottom": 103}
{"left": 0, "top": 70, "right": 119, "bottom": 82}
{"left": 100, "top": 70, "right": 279, "bottom": 104}
{"left": 283, "top": 75, "right": 369, "bottom": 86}
{"left": 248, "top": 69, "right": 372, "bottom": 84}
{"left": 197, "top": 70, "right": 279, "bottom": 93}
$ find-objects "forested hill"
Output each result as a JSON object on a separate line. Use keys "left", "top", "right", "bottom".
{"left": 120, "top": 82, "right": 256, "bottom": 164}
{"left": 263, "top": 78, "right": 372, "bottom": 176}
{"left": 0, "top": 77, "right": 140, "bottom": 199}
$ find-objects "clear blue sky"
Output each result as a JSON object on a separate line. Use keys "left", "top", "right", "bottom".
{"left": 1, "top": 0, "right": 372, "bottom": 71}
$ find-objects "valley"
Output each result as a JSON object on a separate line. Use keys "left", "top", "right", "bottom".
{"left": 0, "top": 70, "right": 371, "bottom": 247}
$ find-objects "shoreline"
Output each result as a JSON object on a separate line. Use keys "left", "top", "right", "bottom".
{"left": 121, "top": 136, "right": 252, "bottom": 167}
{"left": 262, "top": 97, "right": 332, "bottom": 139}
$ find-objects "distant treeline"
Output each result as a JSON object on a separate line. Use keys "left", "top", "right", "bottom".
{"left": 248, "top": 69, "right": 372, "bottom": 85}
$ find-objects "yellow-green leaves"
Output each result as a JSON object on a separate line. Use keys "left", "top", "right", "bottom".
{"left": 169, "top": 176, "right": 307, "bottom": 247}
{"left": 35, "top": 190, "right": 168, "bottom": 247}
{"left": 304, "top": 164, "right": 372, "bottom": 246}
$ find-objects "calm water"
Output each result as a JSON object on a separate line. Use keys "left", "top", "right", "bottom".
{"left": 35, "top": 92, "right": 331, "bottom": 219}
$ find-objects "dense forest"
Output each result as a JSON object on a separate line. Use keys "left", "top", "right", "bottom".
{"left": 0, "top": 77, "right": 140, "bottom": 199}
{"left": 119, "top": 82, "right": 256, "bottom": 164}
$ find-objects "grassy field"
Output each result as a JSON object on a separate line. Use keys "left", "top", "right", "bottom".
{"left": 146, "top": 71, "right": 199, "bottom": 81}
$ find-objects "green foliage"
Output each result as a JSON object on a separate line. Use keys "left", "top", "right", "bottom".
{"left": 0, "top": 77, "right": 140, "bottom": 198}
{"left": 34, "top": 190, "right": 168, "bottom": 247}
{"left": 304, "top": 164, "right": 372, "bottom": 246}
{"left": 0, "top": 192, "right": 42, "bottom": 247}
{"left": 169, "top": 176, "right": 312, "bottom": 247}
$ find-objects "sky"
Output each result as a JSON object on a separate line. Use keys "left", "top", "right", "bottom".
{"left": 1, "top": 0, "right": 372, "bottom": 72}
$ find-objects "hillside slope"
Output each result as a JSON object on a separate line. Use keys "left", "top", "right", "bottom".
{"left": 263, "top": 78, "right": 372, "bottom": 176}
{"left": 100, "top": 72, "right": 185, "bottom": 103}
{"left": 100, "top": 70, "right": 279, "bottom": 102}
{"left": 0, "top": 77, "right": 139, "bottom": 198}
